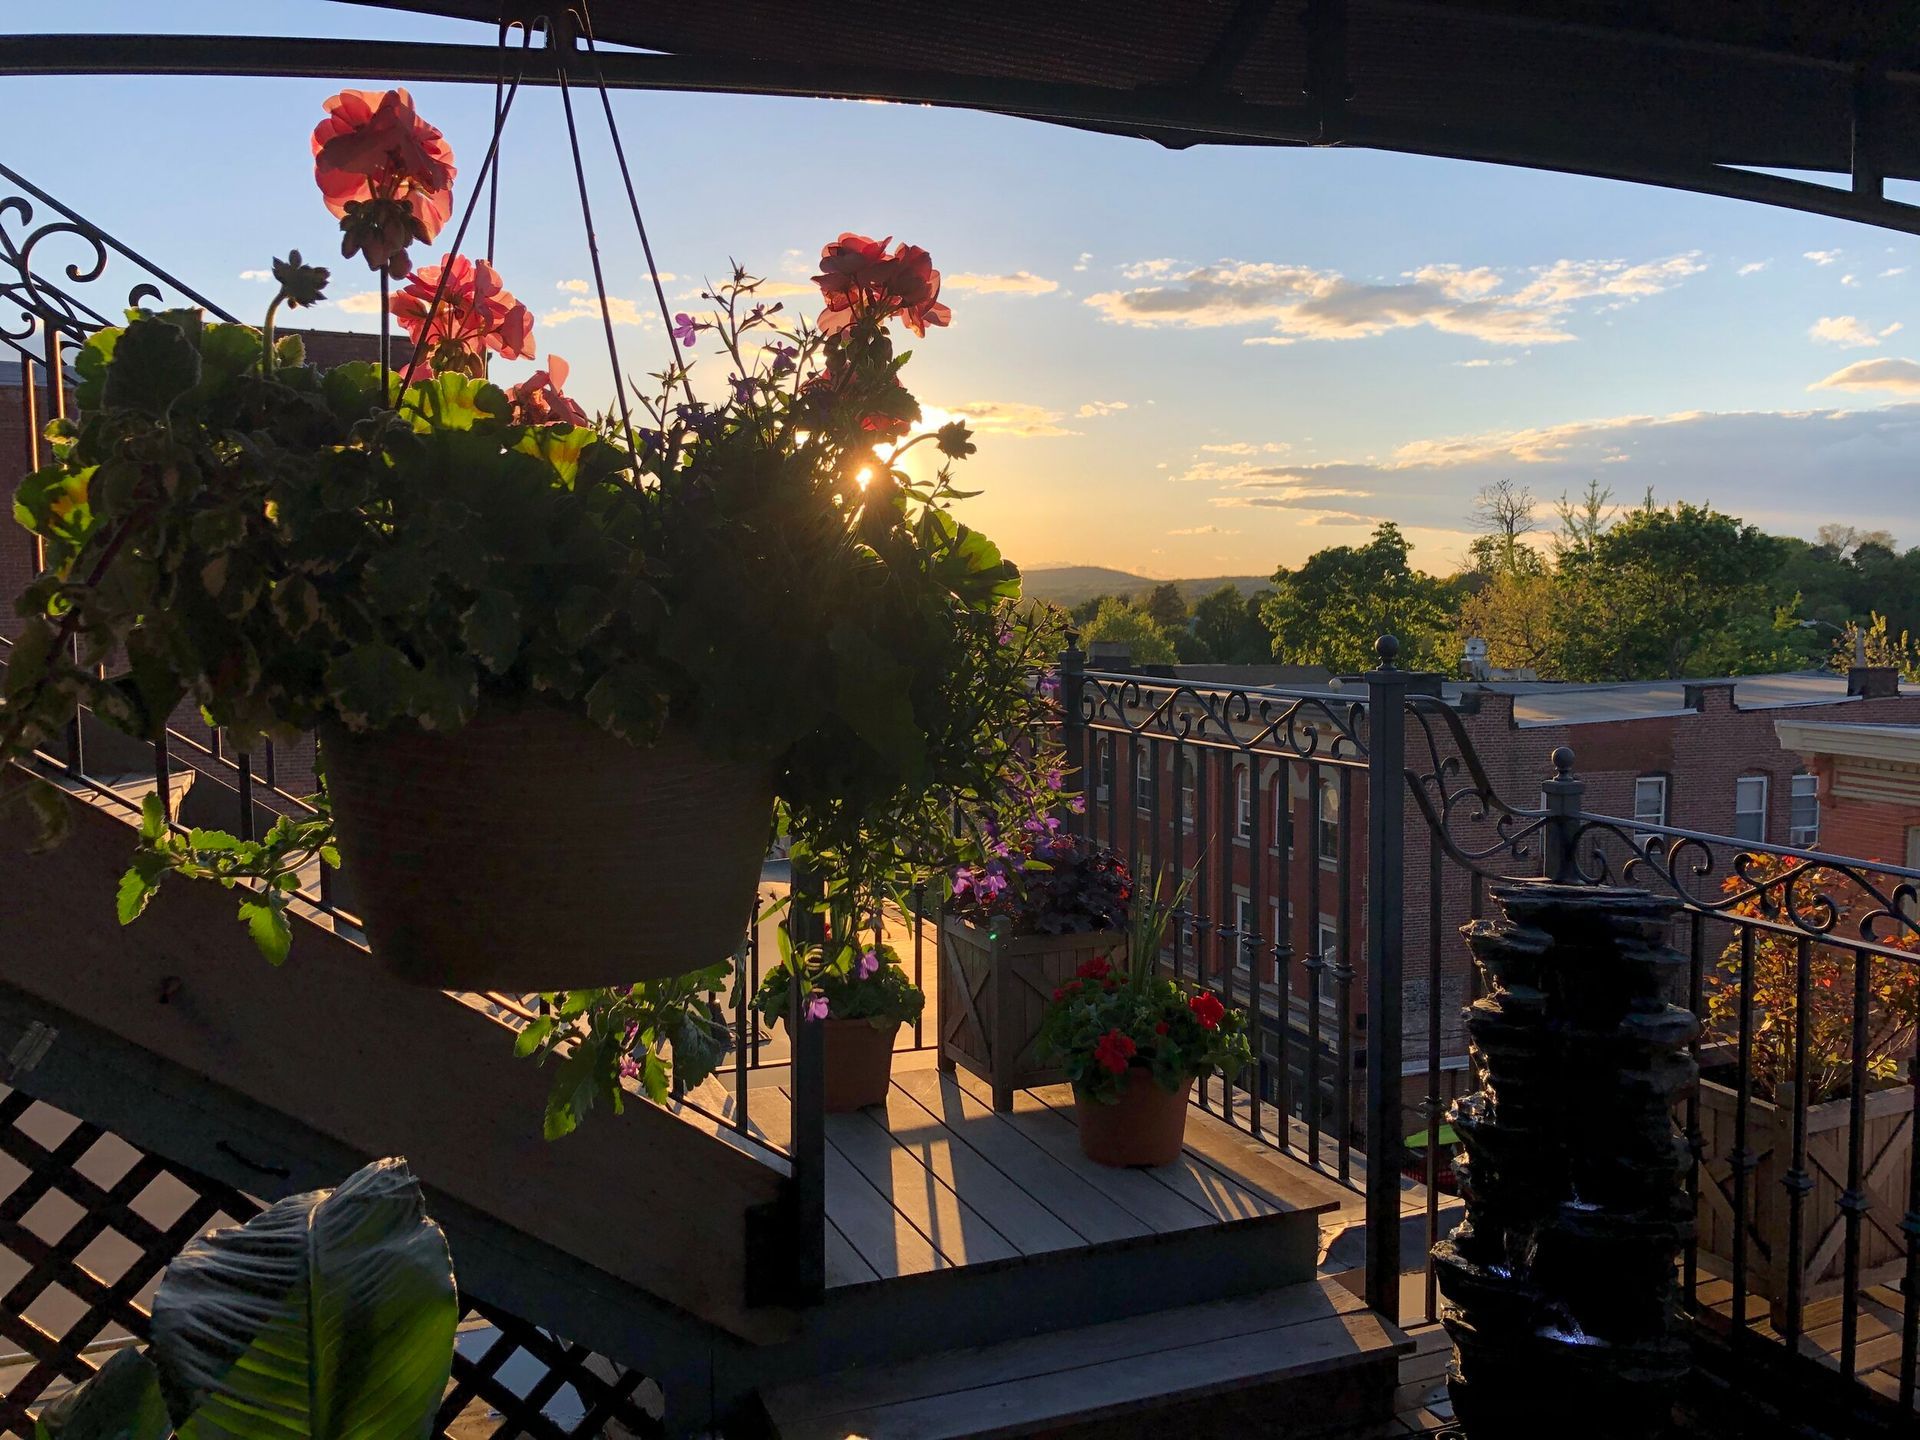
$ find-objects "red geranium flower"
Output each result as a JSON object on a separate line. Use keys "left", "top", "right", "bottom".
{"left": 1051, "top": 987, "right": 1066, "bottom": 1002}
{"left": 812, "top": 233, "right": 952, "bottom": 337}
{"left": 390, "top": 254, "right": 535, "bottom": 378}
{"left": 1075, "top": 956, "right": 1112, "bottom": 981}
{"left": 312, "top": 89, "right": 455, "bottom": 276}
{"left": 1093, "top": 1029, "right": 1137, "bottom": 1075}
{"left": 1189, "top": 991, "right": 1226, "bottom": 1031}
{"left": 508, "top": 355, "right": 588, "bottom": 427}
{"left": 1154, "top": 1021, "right": 1169, "bottom": 1035}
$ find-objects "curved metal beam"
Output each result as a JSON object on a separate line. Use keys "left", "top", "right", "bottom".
{"left": 5, "top": 30, "right": 1920, "bottom": 234}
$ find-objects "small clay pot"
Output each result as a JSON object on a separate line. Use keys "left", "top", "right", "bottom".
{"left": 820, "top": 1018, "right": 901, "bottom": 1112}
{"left": 1075, "top": 1068, "right": 1194, "bottom": 1167}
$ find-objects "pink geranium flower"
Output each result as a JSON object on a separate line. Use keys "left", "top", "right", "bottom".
{"left": 312, "top": 89, "right": 455, "bottom": 277}
{"left": 508, "top": 355, "right": 589, "bottom": 426}
{"left": 390, "top": 254, "right": 535, "bottom": 378}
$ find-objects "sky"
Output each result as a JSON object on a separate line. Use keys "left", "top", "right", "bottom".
{"left": 8, "top": 2, "right": 1920, "bottom": 578}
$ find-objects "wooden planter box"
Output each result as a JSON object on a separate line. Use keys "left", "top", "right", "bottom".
{"left": 939, "top": 918, "right": 1128, "bottom": 1111}
{"left": 1695, "top": 1076, "right": 1914, "bottom": 1321}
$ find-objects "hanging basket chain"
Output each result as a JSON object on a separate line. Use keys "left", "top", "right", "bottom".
{"left": 575, "top": 3, "right": 695, "bottom": 408}
{"left": 486, "top": 14, "right": 511, "bottom": 262}
{"left": 552, "top": 6, "right": 639, "bottom": 453}
{"left": 395, "top": 20, "right": 537, "bottom": 393}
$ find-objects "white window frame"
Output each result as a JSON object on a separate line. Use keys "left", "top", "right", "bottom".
{"left": 1733, "top": 775, "right": 1769, "bottom": 844}
{"left": 1234, "top": 891, "right": 1256, "bottom": 968}
{"left": 1272, "top": 772, "right": 1293, "bottom": 855}
{"left": 1235, "top": 765, "right": 1253, "bottom": 844}
{"left": 1095, "top": 738, "right": 1112, "bottom": 801}
{"left": 1179, "top": 754, "right": 1197, "bottom": 830}
{"left": 1317, "top": 777, "right": 1341, "bottom": 864}
{"left": 1135, "top": 746, "right": 1153, "bottom": 812}
{"left": 1789, "top": 772, "right": 1820, "bottom": 848}
{"left": 1633, "top": 774, "right": 1668, "bottom": 843}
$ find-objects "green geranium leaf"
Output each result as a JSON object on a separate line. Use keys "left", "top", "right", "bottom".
{"left": 73, "top": 327, "right": 120, "bottom": 412}
{"left": 325, "top": 643, "right": 418, "bottom": 732}
{"left": 198, "top": 324, "right": 263, "bottom": 387}
{"left": 512, "top": 1016, "right": 554, "bottom": 1058}
{"left": 103, "top": 317, "right": 200, "bottom": 415}
{"left": 583, "top": 662, "right": 663, "bottom": 745}
{"left": 238, "top": 897, "right": 291, "bottom": 965}
{"left": 459, "top": 590, "right": 521, "bottom": 674}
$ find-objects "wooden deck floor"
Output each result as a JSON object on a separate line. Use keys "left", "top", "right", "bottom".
{"left": 1699, "top": 1274, "right": 1920, "bottom": 1411}
{"left": 702, "top": 1057, "right": 1351, "bottom": 1286}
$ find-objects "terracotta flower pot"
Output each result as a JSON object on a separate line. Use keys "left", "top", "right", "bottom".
{"left": 1075, "top": 1069, "right": 1194, "bottom": 1167}
{"left": 805, "top": 1018, "right": 900, "bottom": 1112}
{"left": 322, "top": 703, "right": 773, "bottom": 990}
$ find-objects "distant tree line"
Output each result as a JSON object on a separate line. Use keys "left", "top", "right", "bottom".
{"left": 1069, "top": 480, "right": 1920, "bottom": 682}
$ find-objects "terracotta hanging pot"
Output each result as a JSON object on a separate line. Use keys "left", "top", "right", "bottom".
{"left": 1075, "top": 1068, "right": 1194, "bottom": 1167}
{"left": 811, "top": 1018, "right": 901, "bottom": 1112}
{"left": 322, "top": 702, "right": 774, "bottom": 990}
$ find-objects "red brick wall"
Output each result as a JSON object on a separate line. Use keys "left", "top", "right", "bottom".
{"left": 1800, "top": 754, "right": 1920, "bottom": 866}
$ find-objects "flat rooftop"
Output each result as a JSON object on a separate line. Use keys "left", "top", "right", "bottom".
{"left": 1456, "top": 670, "right": 1892, "bottom": 727}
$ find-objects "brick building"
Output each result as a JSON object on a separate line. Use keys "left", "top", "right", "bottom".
{"left": 1773, "top": 718, "right": 1920, "bottom": 868}
{"left": 1082, "top": 659, "right": 1920, "bottom": 1142}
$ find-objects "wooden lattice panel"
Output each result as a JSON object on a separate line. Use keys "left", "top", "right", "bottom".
{"left": 0, "top": 1089, "right": 663, "bottom": 1439}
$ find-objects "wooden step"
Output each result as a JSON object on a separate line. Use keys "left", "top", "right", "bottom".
{"left": 760, "top": 1277, "right": 1409, "bottom": 1440}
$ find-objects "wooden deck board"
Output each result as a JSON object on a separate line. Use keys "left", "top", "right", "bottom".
{"left": 768, "top": 1278, "right": 1405, "bottom": 1440}
{"left": 822, "top": 1142, "right": 949, "bottom": 1279}
{"left": 891, "top": 1070, "right": 1149, "bottom": 1247}
{"left": 862, "top": 1084, "right": 1088, "bottom": 1256}
{"left": 1020, "top": 1081, "right": 1287, "bottom": 1224}
{"left": 946, "top": 1070, "right": 1219, "bottom": 1234}
{"left": 816, "top": 1099, "right": 1022, "bottom": 1271}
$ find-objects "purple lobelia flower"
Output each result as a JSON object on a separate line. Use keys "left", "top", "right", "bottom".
{"left": 672, "top": 312, "right": 699, "bottom": 348}
{"left": 805, "top": 989, "right": 831, "bottom": 1021}
{"left": 855, "top": 949, "right": 880, "bottom": 980}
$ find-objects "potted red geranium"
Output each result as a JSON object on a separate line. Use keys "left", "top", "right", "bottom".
{"left": 1037, "top": 884, "right": 1251, "bottom": 1166}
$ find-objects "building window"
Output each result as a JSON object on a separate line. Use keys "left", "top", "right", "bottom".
{"left": 1178, "top": 755, "right": 1197, "bottom": 829}
{"left": 1135, "top": 747, "right": 1152, "bottom": 811}
{"left": 1096, "top": 738, "right": 1113, "bottom": 801}
{"left": 1274, "top": 777, "right": 1295, "bottom": 854}
{"left": 1633, "top": 775, "right": 1667, "bottom": 839}
{"left": 1789, "top": 772, "right": 1819, "bottom": 848}
{"left": 1235, "top": 765, "right": 1253, "bottom": 843}
{"left": 1317, "top": 777, "right": 1340, "bottom": 862}
{"left": 1316, "top": 915, "right": 1339, "bottom": 965}
{"left": 1733, "top": 775, "right": 1768, "bottom": 843}
{"left": 1235, "top": 894, "right": 1257, "bottom": 966}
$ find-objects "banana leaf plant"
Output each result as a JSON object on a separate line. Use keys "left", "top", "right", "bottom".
{"left": 33, "top": 1158, "right": 457, "bottom": 1440}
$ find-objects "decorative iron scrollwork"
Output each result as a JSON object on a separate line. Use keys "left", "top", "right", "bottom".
{"left": 1404, "top": 693, "right": 1546, "bottom": 876}
{"left": 1079, "top": 670, "right": 1369, "bottom": 763}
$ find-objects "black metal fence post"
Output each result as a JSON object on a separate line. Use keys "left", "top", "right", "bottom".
{"left": 786, "top": 862, "right": 827, "bottom": 1303}
{"left": 1541, "top": 744, "right": 1584, "bottom": 882}
{"left": 1058, "top": 632, "right": 1087, "bottom": 841}
{"left": 1363, "top": 635, "right": 1409, "bottom": 1322}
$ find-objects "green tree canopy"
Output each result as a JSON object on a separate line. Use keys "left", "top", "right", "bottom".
{"left": 1080, "top": 595, "right": 1178, "bottom": 665}
{"left": 1260, "top": 522, "right": 1453, "bottom": 672}
{"left": 1139, "top": 581, "right": 1190, "bottom": 632}
{"left": 1192, "top": 584, "right": 1272, "bottom": 664}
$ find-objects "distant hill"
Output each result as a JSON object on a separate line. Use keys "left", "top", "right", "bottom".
{"left": 1019, "top": 566, "right": 1271, "bottom": 608}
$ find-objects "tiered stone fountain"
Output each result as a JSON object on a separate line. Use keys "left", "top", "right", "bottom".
{"left": 1433, "top": 881, "right": 1698, "bottom": 1439}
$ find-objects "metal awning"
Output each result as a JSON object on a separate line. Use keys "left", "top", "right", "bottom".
{"left": 6, "top": 1, "right": 1920, "bottom": 232}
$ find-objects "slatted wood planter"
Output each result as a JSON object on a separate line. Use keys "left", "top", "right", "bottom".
{"left": 1695, "top": 1077, "right": 1914, "bottom": 1322}
{"left": 939, "top": 919, "right": 1127, "bottom": 1111}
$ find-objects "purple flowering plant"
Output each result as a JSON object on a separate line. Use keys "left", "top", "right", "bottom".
{"left": 949, "top": 829, "right": 1132, "bottom": 936}
{"left": 752, "top": 939, "right": 924, "bottom": 1030}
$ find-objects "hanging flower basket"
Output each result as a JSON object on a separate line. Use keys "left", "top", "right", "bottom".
{"left": 324, "top": 705, "right": 772, "bottom": 989}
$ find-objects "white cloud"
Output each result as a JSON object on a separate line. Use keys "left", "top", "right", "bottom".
{"left": 923, "top": 400, "right": 1078, "bottom": 438}
{"left": 1199, "top": 441, "right": 1289, "bottom": 455}
{"left": 1075, "top": 399, "right": 1127, "bottom": 417}
{"left": 557, "top": 278, "right": 589, "bottom": 293}
{"left": 1073, "top": 252, "right": 1092, "bottom": 272}
{"left": 1737, "top": 261, "right": 1769, "bottom": 277}
{"left": 1809, "top": 358, "right": 1920, "bottom": 394}
{"left": 239, "top": 268, "right": 273, "bottom": 282}
{"left": 1883, "top": 267, "right": 1908, "bottom": 279}
{"left": 1085, "top": 251, "right": 1701, "bottom": 348}
{"left": 1842, "top": 273, "right": 1860, "bottom": 287}
{"left": 1455, "top": 357, "right": 1517, "bottom": 368}
{"left": 1805, "top": 249, "right": 1841, "bottom": 266}
{"left": 1168, "top": 525, "right": 1239, "bottom": 536}
{"left": 543, "top": 294, "right": 652, "bottom": 327}
{"left": 1809, "top": 315, "right": 1903, "bottom": 348}
{"left": 945, "top": 270, "right": 1058, "bottom": 296}
{"left": 333, "top": 291, "right": 383, "bottom": 314}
